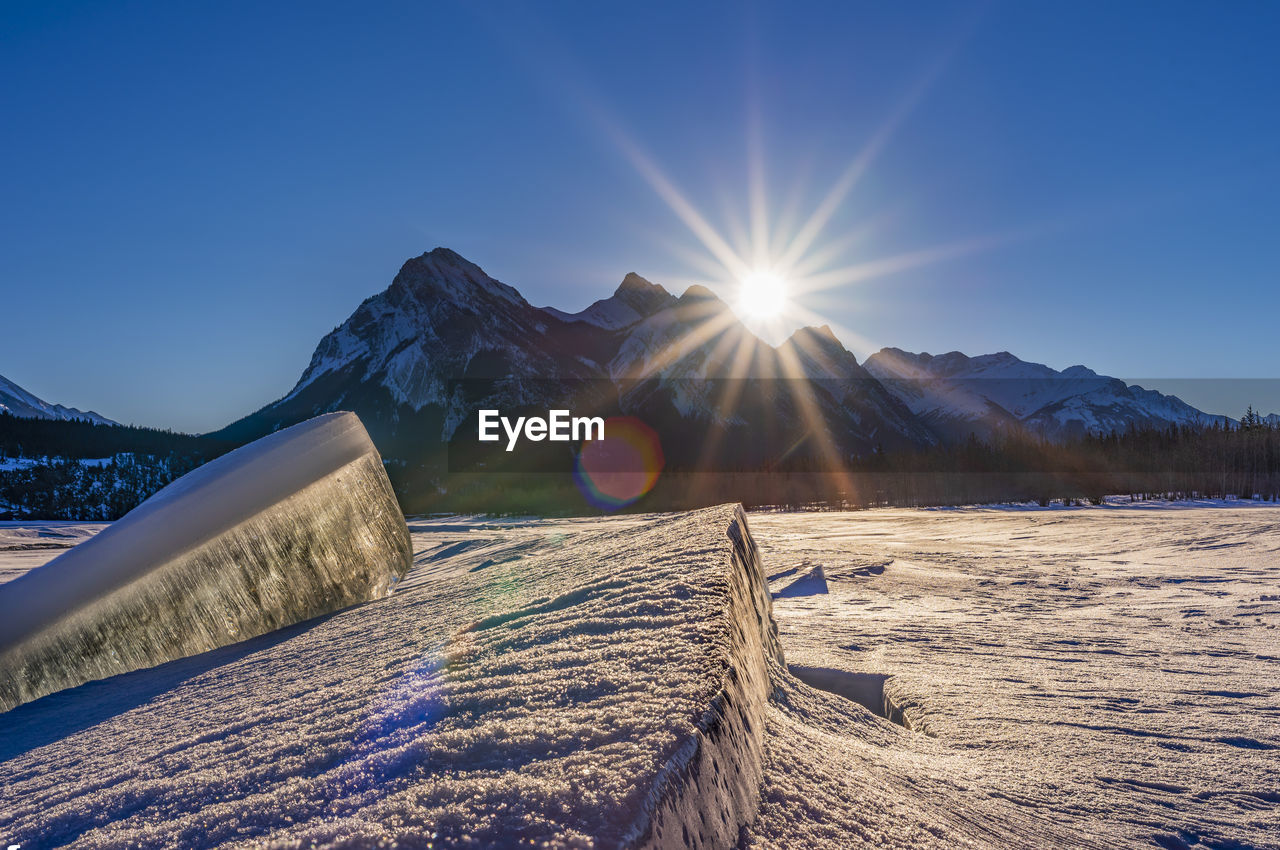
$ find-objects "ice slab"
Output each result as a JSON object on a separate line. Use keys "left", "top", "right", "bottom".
{"left": 0, "top": 411, "right": 412, "bottom": 712}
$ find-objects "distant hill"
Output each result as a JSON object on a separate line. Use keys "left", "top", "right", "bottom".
{"left": 0, "top": 373, "right": 115, "bottom": 425}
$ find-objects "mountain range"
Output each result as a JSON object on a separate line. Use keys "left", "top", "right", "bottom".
{"left": 0, "top": 247, "right": 1251, "bottom": 472}
{"left": 0, "top": 374, "right": 115, "bottom": 426}
{"left": 863, "top": 348, "right": 1229, "bottom": 442}
{"left": 211, "top": 248, "right": 1235, "bottom": 485}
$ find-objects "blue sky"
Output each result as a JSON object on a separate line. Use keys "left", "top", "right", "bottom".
{"left": 2, "top": 1, "right": 1278, "bottom": 432}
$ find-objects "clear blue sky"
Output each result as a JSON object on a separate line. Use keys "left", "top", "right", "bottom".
{"left": 2, "top": 1, "right": 1278, "bottom": 432}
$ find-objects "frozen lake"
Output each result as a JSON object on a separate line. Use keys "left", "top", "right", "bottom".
{"left": 1, "top": 503, "right": 1277, "bottom": 848}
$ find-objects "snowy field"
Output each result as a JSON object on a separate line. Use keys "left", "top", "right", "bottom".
{"left": 2, "top": 503, "right": 1278, "bottom": 848}
{"left": 0, "top": 521, "right": 108, "bottom": 585}
{"left": 750, "top": 503, "right": 1280, "bottom": 849}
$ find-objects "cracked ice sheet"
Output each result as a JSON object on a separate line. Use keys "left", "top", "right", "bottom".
{"left": 0, "top": 509, "right": 729, "bottom": 848}
{"left": 747, "top": 504, "right": 1280, "bottom": 849}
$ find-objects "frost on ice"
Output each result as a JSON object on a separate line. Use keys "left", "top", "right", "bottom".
{"left": 0, "top": 411, "right": 412, "bottom": 712}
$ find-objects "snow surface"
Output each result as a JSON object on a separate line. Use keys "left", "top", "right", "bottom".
{"left": 0, "top": 521, "right": 108, "bottom": 587}
{"left": 749, "top": 505, "right": 1280, "bottom": 849}
{"left": 0, "top": 505, "right": 779, "bottom": 849}
{"left": 2, "top": 503, "right": 1276, "bottom": 848}
{"left": 0, "top": 412, "right": 411, "bottom": 711}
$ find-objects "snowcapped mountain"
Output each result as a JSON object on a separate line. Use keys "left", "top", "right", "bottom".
{"left": 610, "top": 286, "right": 744, "bottom": 380}
{"left": 214, "top": 247, "right": 1251, "bottom": 506}
{"left": 214, "top": 249, "right": 931, "bottom": 478}
{"left": 0, "top": 374, "right": 115, "bottom": 425}
{"left": 599, "top": 286, "right": 930, "bottom": 464}
{"left": 775, "top": 327, "right": 937, "bottom": 448}
{"left": 864, "top": 348, "right": 1227, "bottom": 441}
{"left": 285, "top": 248, "right": 599, "bottom": 410}
{"left": 217, "top": 248, "right": 610, "bottom": 453}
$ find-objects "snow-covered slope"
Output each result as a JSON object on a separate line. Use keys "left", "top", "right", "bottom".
{"left": 0, "top": 373, "right": 115, "bottom": 425}
{"left": 775, "top": 326, "right": 936, "bottom": 449}
{"left": 609, "top": 285, "right": 768, "bottom": 383}
{"left": 864, "top": 348, "right": 1226, "bottom": 440}
{"left": 10, "top": 504, "right": 1265, "bottom": 846}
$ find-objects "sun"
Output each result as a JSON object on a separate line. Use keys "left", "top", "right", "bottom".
{"left": 737, "top": 269, "right": 788, "bottom": 320}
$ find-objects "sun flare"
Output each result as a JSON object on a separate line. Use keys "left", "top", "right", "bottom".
{"left": 737, "top": 270, "right": 788, "bottom": 320}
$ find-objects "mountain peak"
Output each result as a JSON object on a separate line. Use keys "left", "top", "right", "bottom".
{"left": 876, "top": 346, "right": 925, "bottom": 359}
{"left": 931, "top": 351, "right": 974, "bottom": 371}
{"left": 777, "top": 325, "right": 863, "bottom": 380}
{"left": 402, "top": 246, "right": 481, "bottom": 277}
{"left": 679, "top": 284, "right": 721, "bottom": 303}
{"left": 784, "top": 324, "right": 845, "bottom": 352}
{"left": 617, "top": 272, "right": 661, "bottom": 294}
{"left": 808, "top": 324, "right": 841, "bottom": 344}
{"left": 424, "top": 245, "right": 466, "bottom": 263}
{"left": 867, "top": 347, "right": 933, "bottom": 373}
{"left": 393, "top": 248, "right": 525, "bottom": 307}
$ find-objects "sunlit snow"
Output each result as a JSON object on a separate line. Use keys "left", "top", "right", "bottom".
{"left": 1, "top": 501, "right": 1276, "bottom": 848}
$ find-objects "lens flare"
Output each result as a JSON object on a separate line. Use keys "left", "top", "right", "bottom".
{"left": 574, "top": 417, "right": 664, "bottom": 509}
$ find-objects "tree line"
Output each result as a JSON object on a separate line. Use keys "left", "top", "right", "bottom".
{"left": 732, "top": 411, "right": 1280, "bottom": 510}
{"left": 393, "top": 413, "right": 1280, "bottom": 515}
{"left": 0, "top": 413, "right": 235, "bottom": 520}
{"left": 0, "top": 453, "right": 206, "bottom": 521}
{"left": 0, "top": 411, "right": 235, "bottom": 461}
{"left": 3, "top": 410, "right": 1277, "bottom": 519}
